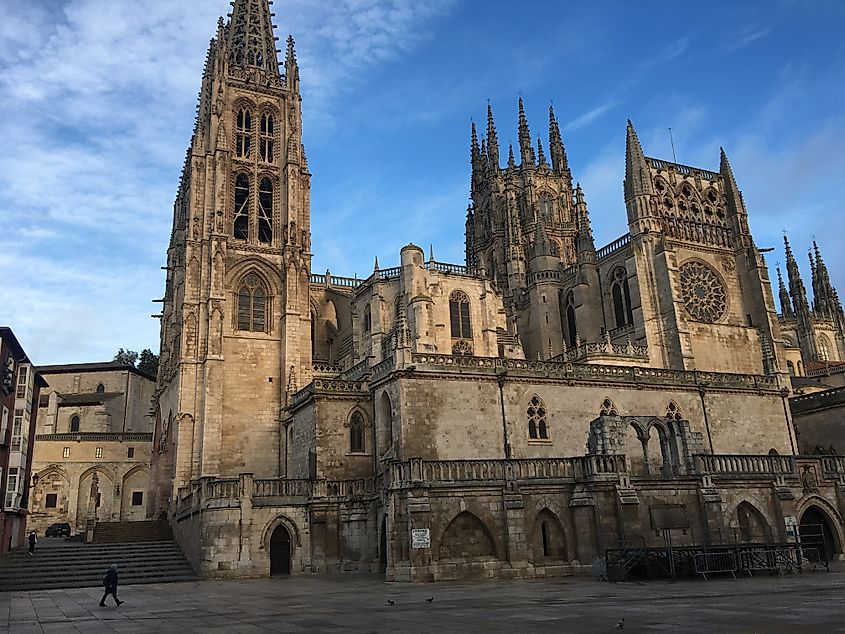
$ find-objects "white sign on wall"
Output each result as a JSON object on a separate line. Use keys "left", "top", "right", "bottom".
{"left": 784, "top": 516, "right": 798, "bottom": 537}
{"left": 411, "top": 528, "right": 431, "bottom": 549}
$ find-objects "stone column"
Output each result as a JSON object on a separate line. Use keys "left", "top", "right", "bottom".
{"left": 239, "top": 473, "right": 254, "bottom": 572}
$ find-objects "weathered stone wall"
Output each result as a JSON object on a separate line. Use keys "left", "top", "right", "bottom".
{"left": 388, "top": 370, "right": 793, "bottom": 461}
{"left": 791, "top": 386, "right": 845, "bottom": 454}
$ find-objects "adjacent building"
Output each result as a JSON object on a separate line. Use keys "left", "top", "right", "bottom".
{"left": 0, "top": 327, "right": 47, "bottom": 553}
{"left": 146, "top": 0, "right": 845, "bottom": 580}
{"left": 27, "top": 362, "right": 155, "bottom": 536}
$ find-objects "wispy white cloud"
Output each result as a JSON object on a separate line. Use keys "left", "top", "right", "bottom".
{"left": 0, "top": 0, "right": 457, "bottom": 363}
{"left": 565, "top": 99, "right": 620, "bottom": 132}
{"left": 726, "top": 24, "right": 772, "bottom": 51}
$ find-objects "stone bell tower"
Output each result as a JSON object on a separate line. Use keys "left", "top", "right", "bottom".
{"left": 149, "top": 0, "right": 312, "bottom": 515}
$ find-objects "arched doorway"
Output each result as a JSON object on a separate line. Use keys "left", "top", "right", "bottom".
{"left": 270, "top": 525, "right": 292, "bottom": 576}
{"left": 799, "top": 506, "right": 840, "bottom": 562}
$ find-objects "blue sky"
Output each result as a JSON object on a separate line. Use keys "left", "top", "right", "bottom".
{"left": 1, "top": 0, "right": 844, "bottom": 364}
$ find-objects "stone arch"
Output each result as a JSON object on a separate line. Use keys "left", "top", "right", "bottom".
{"left": 736, "top": 501, "right": 771, "bottom": 542}
{"left": 376, "top": 390, "right": 394, "bottom": 459}
{"left": 437, "top": 511, "right": 497, "bottom": 561}
{"left": 224, "top": 256, "right": 283, "bottom": 295}
{"left": 261, "top": 514, "right": 300, "bottom": 576}
{"left": 76, "top": 467, "right": 116, "bottom": 526}
{"left": 599, "top": 397, "right": 619, "bottom": 417}
{"left": 532, "top": 508, "right": 567, "bottom": 562}
{"left": 797, "top": 497, "right": 844, "bottom": 560}
{"left": 260, "top": 513, "right": 302, "bottom": 551}
{"left": 31, "top": 466, "right": 72, "bottom": 532}
{"left": 625, "top": 419, "right": 648, "bottom": 475}
{"left": 121, "top": 465, "right": 150, "bottom": 521}
{"left": 347, "top": 406, "right": 369, "bottom": 454}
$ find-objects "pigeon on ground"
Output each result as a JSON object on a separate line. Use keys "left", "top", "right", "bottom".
{"left": 614, "top": 619, "right": 625, "bottom": 629}
{"left": 425, "top": 597, "right": 434, "bottom": 603}
{"left": 386, "top": 599, "right": 395, "bottom": 606}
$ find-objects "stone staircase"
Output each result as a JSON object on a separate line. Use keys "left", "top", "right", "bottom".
{"left": 0, "top": 538, "right": 196, "bottom": 591}
{"left": 93, "top": 520, "right": 173, "bottom": 543}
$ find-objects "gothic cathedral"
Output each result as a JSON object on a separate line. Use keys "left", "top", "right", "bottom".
{"left": 149, "top": 0, "right": 845, "bottom": 581}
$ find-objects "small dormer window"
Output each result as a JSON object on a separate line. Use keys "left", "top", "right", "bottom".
{"left": 96, "top": 384, "right": 105, "bottom": 394}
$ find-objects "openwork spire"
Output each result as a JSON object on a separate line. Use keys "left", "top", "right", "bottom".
{"left": 574, "top": 183, "right": 595, "bottom": 254}
{"left": 486, "top": 104, "right": 500, "bottom": 169}
{"left": 624, "top": 119, "right": 653, "bottom": 200}
{"left": 227, "top": 0, "right": 281, "bottom": 82}
{"left": 517, "top": 98, "right": 535, "bottom": 166}
{"left": 777, "top": 267, "right": 794, "bottom": 319}
{"left": 548, "top": 105, "right": 570, "bottom": 179}
{"left": 811, "top": 240, "right": 836, "bottom": 318}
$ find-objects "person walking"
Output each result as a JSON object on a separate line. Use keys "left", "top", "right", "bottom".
{"left": 27, "top": 531, "right": 37, "bottom": 555}
{"left": 99, "top": 564, "right": 124, "bottom": 607}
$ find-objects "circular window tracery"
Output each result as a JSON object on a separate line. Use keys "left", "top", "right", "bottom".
{"left": 679, "top": 261, "right": 727, "bottom": 323}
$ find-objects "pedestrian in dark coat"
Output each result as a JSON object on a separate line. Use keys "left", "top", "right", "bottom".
{"left": 27, "top": 531, "right": 37, "bottom": 555}
{"left": 99, "top": 564, "right": 124, "bottom": 607}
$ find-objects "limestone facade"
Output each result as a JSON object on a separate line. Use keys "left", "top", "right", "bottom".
{"left": 150, "top": 0, "right": 845, "bottom": 581}
{"left": 28, "top": 363, "right": 155, "bottom": 535}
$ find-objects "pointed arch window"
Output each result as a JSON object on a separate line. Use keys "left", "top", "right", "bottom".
{"left": 527, "top": 395, "right": 549, "bottom": 440}
{"left": 259, "top": 113, "right": 275, "bottom": 163}
{"left": 564, "top": 293, "right": 577, "bottom": 348}
{"left": 237, "top": 273, "right": 268, "bottom": 332}
{"left": 349, "top": 411, "right": 365, "bottom": 453}
{"left": 666, "top": 401, "right": 683, "bottom": 421}
{"left": 258, "top": 177, "right": 273, "bottom": 243}
{"left": 818, "top": 335, "right": 831, "bottom": 361}
{"left": 611, "top": 267, "right": 634, "bottom": 329}
{"left": 449, "top": 290, "right": 472, "bottom": 339}
{"left": 539, "top": 193, "right": 553, "bottom": 221}
{"left": 363, "top": 304, "right": 372, "bottom": 333}
{"left": 599, "top": 398, "right": 618, "bottom": 416}
{"left": 70, "top": 415, "right": 80, "bottom": 433}
{"left": 234, "top": 174, "right": 250, "bottom": 240}
{"left": 235, "top": 108, "right": 252, "bottom": 158}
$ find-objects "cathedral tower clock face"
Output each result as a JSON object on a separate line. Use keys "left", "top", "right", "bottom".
{"left": 679, "top": 261, "right": 727, "bottom": 323}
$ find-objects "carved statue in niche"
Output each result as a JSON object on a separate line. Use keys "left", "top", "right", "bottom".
{"left": 801, "top": 465, "right": 819, "bottom": 494}
{"left": 216, "top": 210, "right": 224, "bottom": 234}
{"left": 159, "top": 415, "right": 169, "bottom": 454}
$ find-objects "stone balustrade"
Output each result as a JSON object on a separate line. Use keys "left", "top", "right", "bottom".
{"left": 694, "top": 454, "right": 796, "bottom": 478}
{"left": 406, "top": 353, "right": 781, "bottom": 393}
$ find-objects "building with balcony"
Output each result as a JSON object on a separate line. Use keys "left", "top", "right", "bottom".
{"left": 0, "top": 327, "right": 47, "bottom": 553}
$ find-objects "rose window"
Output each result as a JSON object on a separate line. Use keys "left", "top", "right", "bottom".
{"left": 679, "top": 262, "right": 726, "bottom": 323}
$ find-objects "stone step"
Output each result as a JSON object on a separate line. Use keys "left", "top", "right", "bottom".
{"left": 0, "top": 539, "right": 196, "bottom": 591}
{"left": 92, "top": 520, "right": 173, "bottom": 543}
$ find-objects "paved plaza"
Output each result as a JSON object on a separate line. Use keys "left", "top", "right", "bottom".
{"left": 2, "top": 568, "right": 845, "bottom": 633}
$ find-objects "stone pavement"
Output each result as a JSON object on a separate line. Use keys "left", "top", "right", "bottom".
{"left": 2, "top": 568, "right": 845, "bottom": 633}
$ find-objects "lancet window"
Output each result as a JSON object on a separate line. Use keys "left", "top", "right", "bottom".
{"left": 258, "top": 177, "right": 273, "bottom": 243}
{"left": 610, "top": 267, "right": 634, "bottom": 329}
{"left": 527, "top": 395, "right": 549, "bottom": 440}
{"left": 237, "top": 273, "right": 267, "bottom": 333}
{"left": 259, "top": 113, "right": 274, "bottom": 163}
{"left": 449, "top": 290, "right": 472, "bottom": 339}
{"left": 235, "top": 108, "right": 252, "bottom": 158}
{"left": 349, "top": 411, "right": 365, "bottom": 453}
{"left": 234, "top": 174, "right": 250, "bottom": 240}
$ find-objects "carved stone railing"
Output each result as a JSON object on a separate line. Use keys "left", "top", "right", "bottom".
{"left": 312, "top": 363, "right": 342, "bottom": 377}
{"left": 426, "top": 260, "right": 480, "bottom": 277}
{"left": 207, "top": 479, "right": 241, "bottom": 500}
{"left": 526, "top": 269, "right": 562, "bottom": 286}
{"left": 371, "top": 356, "right": 395, "bottom": 379}
{"left": 389, "top": 456, "right": 627, "bottom": 486}
{"left": 820, "top": 455, "right": 845, "bottom": 476}
{"left": 408, "top": 353, "right": 781, "bottom": 393}
{"left": 289, "top": 378, "right": 369, "bottom": 408}
{"left": 309, "top": 272, "right": 364, "bottom": 289}
{"left": 662, "top": 218, "right": 733, "bottom": 248}
{"left": 572, "top": 454, "right": 629, "bottom": 480}
{"left": 693, "top": 454, "right": 796, "bottom": 478}
{"left": 35, "top": 432, "right": 153, "bottom": 442}
{"left": 253, "top": 478, "right": 312, "bottom": 498}
{"left": 340, "top": 358, "right": 370, "bottom": 381}
{"left": 647, "top": 156, "right": 719, "bottom": 181}
{"left": 596, "top": 234, "right": 631, "bottom": 260}
{"left": 555, "top": 339, "right": 648, "bottom": 363}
